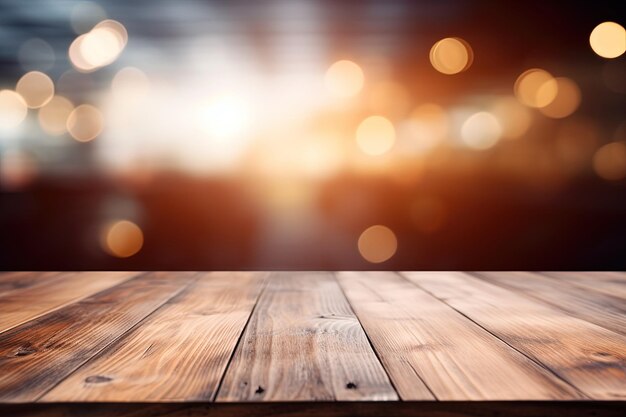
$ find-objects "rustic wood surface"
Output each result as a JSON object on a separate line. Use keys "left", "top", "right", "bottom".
{"left": 0, "top": 270, "right": 624, "bottom": 415}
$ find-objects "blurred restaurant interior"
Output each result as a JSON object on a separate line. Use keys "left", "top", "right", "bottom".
{"left": 0, "top": 0, "right": 624, "bottom": 270}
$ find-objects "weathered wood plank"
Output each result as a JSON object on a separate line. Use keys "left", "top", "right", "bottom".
{"left": 0, "top": 272, "right": 61, "bottom": 297}
{"left": 402, "top": 272, "right": 626, "bottom": 400}
{"left": 540, "top": 272, "right": 626, "bottom": 300}
{"left": 216, "top": 272, "right": 398, "bottom": 402}
{"left": 0, "top": 272, "right": 194, "bottom": 402}
{"left": 0, "top": 272, "right": 141, "bottom": 333}
{"left": 42, "top": 272, "right": 267, "bottom": 402}
{"left": 474, "top": 272, "right": 626, "bottom": 336}
{"left": 337, "top": 271, "right": 581, "bottom": 400}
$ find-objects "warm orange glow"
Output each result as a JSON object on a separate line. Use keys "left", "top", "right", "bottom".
{"left": 429, "top": 37, "right": 473, "bottom": 75}
{"left": 324, "top": 60, "right": 364, "bottom": 99}
{"left": 66, "top": 104, "right": 104, "bottom": 142}
{"left": 356, "top": 116, "right": 395, "bottom": 155}
{"left": 461, "top": 111, "right": 501, "bottom": 149}
{"left": 514, "top": 69, "right": 558, "bottom": 108}
{"left": 15, "top": 71, "right": 54, "bottom": 108}
{"left": 539, "top": 77, "right": 581, "bottom": 119}
{"left": 410, "top": 196, "right": 447, "bottom": 233}
{"left": 101, "top": 220, "right": 144, "bottom": 258}
{"left": 0, "top": 90, "right": 28, "bottom": 130}
{"left": 490, "top": 97, "right": 532, "bottom": 139}
{"left": 367, "top": 80, "right": 410, "bottom": 118}
{"left": 593, "top": 142, "right": 626, "bottom": 181}
{"left": 404, "top": 104, "right": 448, "bottom": 152}
{"left": 358, "top": 225, "right": 397, "bottom": 263}
{"left": 38, "top": 95, "right": 74, "bottom": 136}
{"left": 0, "top": 150, "right": 38, "bottom": 190}
{"left": 589, "top": 22, "right": 625, "bottom": 58}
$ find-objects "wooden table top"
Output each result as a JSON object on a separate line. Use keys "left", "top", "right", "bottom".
{"left": 0, "top": 271, "right": 624, "bottom": 416}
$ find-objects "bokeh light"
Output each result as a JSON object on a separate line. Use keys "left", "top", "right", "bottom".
{"left": 589, "top": 22, "right": 626, "bottom": 59}
{"left": 399, "top": 104, "right": 448, "bottom": 154}
{"left": 0, "top": 90, "right": 28, "bottom": 131}
{"left": 593, "top": 142, "right": 626, "bottom": 181}
{"left": 38, "top": 95, "right": 75, "bottom": 136}
{"left": 539, "top": 77, "right": 581, "bottom": 119}
{"left": 111, "top": 67, "right": 151, "bottom": 100}
{"left": 66, "top": 104, "right": 104, "bottom": 142}
{"left": 356, "top": 115, "right": 395, "bottom": 155}
{"left": 15, "top": 71, "right": 54, "bottom": 108}
{"left": 18, "top": 38, "right": 55, "bottom": 71}
{"left": 429, "top": 37, "right": 473, "bottom": 75}
{"left": 514, "top": 69, "right": 558, "bottom": 108}
{"left": 68, "top": 19, "right": 127, "bottom": 72}
{"left": 324, "top": 60, "right": 365, "bottom": 99}
{"left": 490, "top": 97, "right": 532, "bottom": 139}
{"left": 461, "top": 111, "right": 502, "bottom": 149}
{"left": 358, "top": 225, "right": 397, "bottom": 263}
{"left": 101, "top": 219, "right": 144, "bottom": 258}
{"left": 0, "top": 150, "right": 38, "bottom": 190}
{"left": 71, "top": 1, "right": 107, "bottom": 34}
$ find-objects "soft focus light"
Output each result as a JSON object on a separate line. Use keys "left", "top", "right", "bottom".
{"left": 69, "top": 20, "right": 127, "bottom": 72}
{"left": 38, "top": 96, "right": 74, "bottom": 136}
{"left": 593, "top": 142, "right": 626, "bottom": 181}
{"left": 490, "top": 97, "right": 532, "bottom": 139}
{"left": 111, "top": 67, "right": 151, "bottom": 100}
{"left": 358, "top": 225, "right": 397, "bottom": 263}
{"left": 18, "top": 38, "right": 55, "bottom": 71}
{"left": 0, "top": 150, "right": 38, "bottom": 190}
{"left": 0, "top": 90, "right": 28, "bottom": 130}
{"left": 101, "top": 220, "right": 144, "bottom": 258}
{"left": 461, "top": 111, "right": 502, "bottom": 149}
{"left": 539, "top": 77, "right": 581, "bottom": 119}
{"left": 368, "top": 80, "right": 410, "bottom": 118}
{"left": 67, "top": 104, "right": 104, "bottom": 142}
{"left": 15, "top": 71, "right": 54, "bottom": 108}
{"left": 356, "top": 115, "right": 395, "bottom": 155}
{"left": 197, "top": 95, "right": 251, "bottom": 140}
{"left": 429, "top": 37, "right": 473, "bottom": 75}
{"left": 514, "top": 69, "right": 558, "bottom": 108}
{"left": 324, "top": 60, "right": 364, "bottom": 99}
{"left": 589, "top": 22, "right": 626, "bottom": 58}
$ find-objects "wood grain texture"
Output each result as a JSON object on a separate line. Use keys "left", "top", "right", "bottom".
{"left": 0, "top": 272, "right": 62, "bottom": 297}
{"left": 216, "top": 272, "right": 398, "bottom": 402}
{"left": 337, "top": 271, "right": 581, "bottom": 400}
{"left": 402, "top": 272, "right": 626, "bottom": 400}
{"left": 474, "top": 272, "right": 626, "bottom": 336}
{"left": 541, "top": 272, "right": 626, "bottom": 300}
{"left": 43, "top": 272, "right": 267, "bottom": 402}
{"left": 0, "top": 272, "right": 141, "bottom": 333}
{"left": 0, "top": 272, "right": 194, "bottom": 402}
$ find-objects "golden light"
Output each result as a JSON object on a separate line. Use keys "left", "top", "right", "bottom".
{"left": 490, "top": 97, "right": 532, "bottom": 139}
{"left": 589, "top": 22, "right": 625, "bottom": 58}
{"left": 461, "top": 111, "right": 502, "bottom": 150}
{"left": 324, "top": 60, "right": 364, "bottom": 99}
{"left": 299, "top": 134, "right": 345, "bottom": 179}
{"left": 367, "top": 80, "right": 410, "bottom": 118}
{"left": 38, "top": 96, "right": 74, "bottom": 136}
{"left": 539, "top": 77, "right": 581, "bottom": 119}
{"left": 356, "top": 115, "right": 395, "bottom": 156}
{"left": 0, "top": 90, "right": 28, "bottom": 130}
{"left": 404, "top": 104, "right": 448, "bottom": 152}
{"left": 593, "top": 142, "right": 626, "bottom": 181}
{"left": 358, "top": 225, "right": 397, "bottom": 263}
{"left": 429, "top": 37, "right": 473, "bottom": 75}
{"left": 101, "top": 220, "right": 144, "bottom": 258}
{"left": 514, "top": 69, "right": 558, "bottom": 108}
{"left": 111, "top": 67, "right": 151, "bottom": 100}
{"left": 15, "top": 71, "right": 54, "bottom": 108}
{"left": 66, "top": 104, "right": 104, "bottom": 142}
{"left": 68, "top": 20, "right": 127, "bottom": 72}
{"left": 196, "top": 95, "right": 252, "bottom": 140}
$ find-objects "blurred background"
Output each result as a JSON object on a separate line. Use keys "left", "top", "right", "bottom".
{"left": 0, "top": 0, "right": 624, "bottom": 270}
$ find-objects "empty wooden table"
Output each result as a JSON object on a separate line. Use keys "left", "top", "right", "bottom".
{"left": 0, "top": 271, "right": 624, "bottom": 416}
